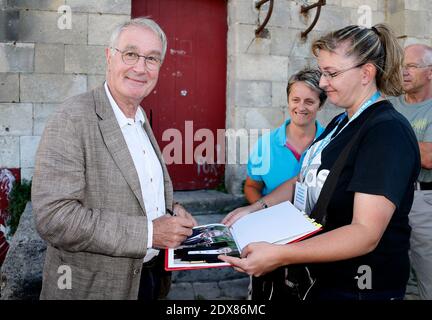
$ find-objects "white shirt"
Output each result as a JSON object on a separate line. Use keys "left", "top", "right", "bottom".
{"left": 104, "top": 82, "right": 165, "bottom": 262}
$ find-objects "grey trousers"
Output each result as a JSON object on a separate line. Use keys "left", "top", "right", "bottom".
{"left": 409, "top": 190, "right": 432, "bottom": 300}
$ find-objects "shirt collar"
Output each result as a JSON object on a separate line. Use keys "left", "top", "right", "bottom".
{"left": 104, "top": 81, "right": 145, "bottom": 128}
{"left": 275, "top": 119, "right": 291, "bottom": 146}
{"left": 276, "top": 119, "right": 322, "bottom": 146}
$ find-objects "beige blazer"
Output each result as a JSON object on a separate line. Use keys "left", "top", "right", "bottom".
{"left": 32, "top": 85, "right": 173, "bottom": 299}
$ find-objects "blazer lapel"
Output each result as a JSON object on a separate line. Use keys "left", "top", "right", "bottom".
{"left": 93, "top": 86, "right": 146, "bottom": 215}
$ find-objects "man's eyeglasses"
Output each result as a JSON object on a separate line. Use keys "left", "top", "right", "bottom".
{"left": 402, "top": 63, "right": 432, "bottom": 72}
{"left": 320, "top": 63, "right": 364, "bottom": 80}
{"left": 114, "top": 48, "right": 162, "bottom": 70}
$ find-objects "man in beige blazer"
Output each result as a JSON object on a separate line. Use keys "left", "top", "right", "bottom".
{"left": 31, "top": 18, "right": 196, "bottom": 300}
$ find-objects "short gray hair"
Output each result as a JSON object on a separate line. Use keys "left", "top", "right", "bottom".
{"left": 109, "top": 17, "right": 168, "bottom": 61}
{"left": 287, "top": 67, "right": 327, "bottom": 107}
{"left": 405, "top": 44, "right": 432, "bottom": 66}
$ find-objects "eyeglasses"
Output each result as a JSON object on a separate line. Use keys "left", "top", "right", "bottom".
{"left": 402, "top": 63, "right": 432, "bottom": 72}
{"left": 320, "top": 63, "right": 364, "bottom": 80}
{"left": 114, "top": 48, "right": 162, "bottom": 70}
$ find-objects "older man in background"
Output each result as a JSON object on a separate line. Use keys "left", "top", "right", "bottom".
{"left": 391, "top": 44, "right": 432, "bottom": 300}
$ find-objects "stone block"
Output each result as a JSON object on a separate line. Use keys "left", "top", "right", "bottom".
{"left": 225, "top": 163, "right": 247, "bottom": 195}
{"left": 229, "top": 23, "right": 271, "bottom": 55}
{"left": 0, "top": 103, "right": 33, "bottom": 136}
{"left": 219, "top": 277, "right": 249, "bottom": 299}
{"left": 87, "top": 75, "right": 105, "bottom": 91}
{"left": 7, "top": 0, "right": 65, "bottom": 10}
{"left": 20, "top": 74, "right": 87, "bottom": 103}
{"left": 172, "top": 267, "right": 244, "bottom": 283}
{"left": 165, "top": 282, "right": 195, "bottom": 300}
{"left": 340, "top": 0, "right": 378, "bottom": 11}
{"left": 0, "top": 203, "right": 46, "bottom": 300}
{"left": 35, "top": 43, "right": 65, "bottom": 74}
{"left": 193, "top": 282, "right": 222, "bottom": 300}
{"left": 88, "top": 13, "right": 130, "bottom": 46}
{"left": 313, "top": 6, "right": 352, "bottom": 32}
{"left": 403, "top": 10, "right": 431, "bottom": 38}
{"left": 261, "top": 0, "right": 292, "bottom": 28}
{"left": 20, "top": 136, "right": 41, "bottom": 168}
{"left": 33, "top": 104, "right": 59, "bottom": 136}
{"left": 272, "top": 81, "right": 287, "bottom": 108}
{"left": 228, "top": 0, "right": 258, "bottom": 25}
{"left": 66, "top": 0, "right": 131, "bottom": 14}
{"left": 234, "top": 80, "right": 272, "bottom": 108}
{"left": 0, "top": 43, "right": 34, "bottom": 73}
{"left": 0, "top": 9, "right": 19, "bottom": 41}
{"left": 235, "top": 107, "right": 284, "bottom": 130}
{"left": 235, "top": 54, "right": 288, "bottom": 81}
{"left": 287, "top": 56, "right": 315, "bottom": 81}
{"left": 18, "top": 10, "right": 87, "bottom": 45}
{"left": 270, "top": 28, "right": 313, "bottom": 58}
{"left": 388, "top": 11, "right": 405, "bottom": 36}
{"left": 0, "top": 136, "right": 20, "bottom": 167}
{"left": 388, "top": 0, "right": 406, "bottom": 14}
{"left": 0, "top": 73, "right": 19, "bottom": 102}
{"left": 403, "top": 0, "right": 432, "bottom": 11}
{"left": 65, "top": 45, "right": 106, "bottom": 74}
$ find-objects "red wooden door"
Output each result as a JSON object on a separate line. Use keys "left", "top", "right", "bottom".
{"left": 132, "top": 0, "right": 227, "bottom": 190}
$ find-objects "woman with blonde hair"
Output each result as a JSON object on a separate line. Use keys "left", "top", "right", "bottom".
{"left": 220, "top": 24, "right": 421, "bottom": 300}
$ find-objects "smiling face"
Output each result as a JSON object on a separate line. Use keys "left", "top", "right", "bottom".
{"left": 288, "top": 81, "right": 321, "bottom": 127}
{"left": 105, "top": 25, "right": 163, "bottom": 108}
{"left": 402, "top": 46, "right": 432, "bottom": 95}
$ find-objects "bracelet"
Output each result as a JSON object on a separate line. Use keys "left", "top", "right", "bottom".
{"left": 257, "top": 198, "right": 268, "bottom": 209}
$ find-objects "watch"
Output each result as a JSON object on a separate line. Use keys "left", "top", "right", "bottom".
{"left": 257, "top": 198, "right": 268, "bottom": 209}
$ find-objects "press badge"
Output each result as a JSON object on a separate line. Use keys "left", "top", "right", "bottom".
{"left": 294, "top": 181, "right": 308, "bottom": 212}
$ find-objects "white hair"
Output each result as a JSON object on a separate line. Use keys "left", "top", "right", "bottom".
{"left": 405, "top": 44, "right": 432, "bottom": 65}
{"left": 108, "top": 17, "right": 168, "bottom": 61}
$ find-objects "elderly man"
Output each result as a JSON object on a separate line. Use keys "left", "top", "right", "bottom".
{"left": 32, "top": 18, "right": 197, "bottom": 300}
{"left": 391, "top": 44, "right": 432, "bottom": 300}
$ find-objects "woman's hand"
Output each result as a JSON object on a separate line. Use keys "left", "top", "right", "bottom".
{"left": 218, "top": 242, "right": 283, "bottom": 277}
{"left": 222, "top": 205, "right": 256, "bottom": 227}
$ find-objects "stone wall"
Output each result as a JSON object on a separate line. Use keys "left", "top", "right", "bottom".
{"left": 0, "top": 0, "right": 131, "bottom": 181}
{"left": 0, "top": 0, "right": 431, "bottom": 192}
{"left": 224, "top": 0, "right": 432, "bottom": 194}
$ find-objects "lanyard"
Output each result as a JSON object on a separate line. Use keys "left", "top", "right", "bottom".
{"left": 300, "top": 91, "right": 381, "bottom": 181}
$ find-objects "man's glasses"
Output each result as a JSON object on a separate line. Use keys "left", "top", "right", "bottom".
{"left": 114, "top": 48, "right": 162, "bottom": 70}
{"left": 402, "top": 63, "right": 432, "bottom": 72}
{"left": 320, "top": 63, "right": 364, "bottom": 80}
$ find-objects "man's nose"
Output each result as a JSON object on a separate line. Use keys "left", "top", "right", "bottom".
{"left": 133, "top": 57, "right": 149, "bottom": 72}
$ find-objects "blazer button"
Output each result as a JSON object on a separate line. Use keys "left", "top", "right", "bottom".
{"left": 133, "top": 268, "right": 140, "bottom": 275}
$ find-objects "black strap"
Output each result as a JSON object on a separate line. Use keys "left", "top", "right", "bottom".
{"left": 310, "top": 106, "right": 380, "bottom": 226}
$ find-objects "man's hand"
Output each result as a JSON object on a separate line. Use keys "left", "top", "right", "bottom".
{"left": 152, "top": 214, "right": 196, "bottom": 249}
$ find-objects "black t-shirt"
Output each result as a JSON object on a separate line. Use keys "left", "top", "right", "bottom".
{"left": 300, "top": 100, "right": 420, "bottom": 292}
